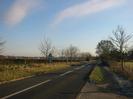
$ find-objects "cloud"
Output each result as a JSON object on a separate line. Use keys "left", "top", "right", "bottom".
{"left": 4, "top": 0, "right": 41, "bottom": 26}
{"left": 53, "top": 0, "right": 126, "bottom": 25}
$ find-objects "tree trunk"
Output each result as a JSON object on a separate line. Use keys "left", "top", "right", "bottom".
{"left": 121, "top": 52, "right": 124, "bottom": 71}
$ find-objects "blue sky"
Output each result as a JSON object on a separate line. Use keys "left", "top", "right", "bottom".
{"left": 0, "top": 0, "right": 133, "bottom": 56}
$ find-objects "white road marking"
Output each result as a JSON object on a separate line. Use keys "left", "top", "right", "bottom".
{"left": 59, "top": 70, "right": 74, "bottom": 77}
{"left": 1, "top": 79, "right": 51, "bottom": 99}
{"left": 60, "top": 65, "right": 85, "bottom": 77}
{"left": 1, "top": 65, "right": 86, "bottom": 99}
{"left": 80, "top": 65, "right": 85, "bottom": 69}
{"left": 74, "top": 67, "right": 81, "bottom": 70}
{"left": 74, "top": 65, "right": 85, "bottom": 70}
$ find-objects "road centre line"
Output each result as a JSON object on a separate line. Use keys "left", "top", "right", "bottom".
{"left": 59, "top": 70, "right": 74, "bottom": 77}
{"left": 74, "top": 65, "right": 85, "bottom": 70}
{"left": 1, "top": 79, "right": 51, "bottom": 99}
{"left": 1, "top": 65, "right": 86, "bottom": 99}
{"left": 60, "top": 65, "right": 86, "bottom": 77}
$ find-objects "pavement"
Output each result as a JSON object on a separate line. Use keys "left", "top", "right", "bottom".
{"left": 0, "top": 64, "right": 93, "bottom": 99}
{"left": 76, "top": 66, "right": 133, "bottom": 99}
{"left": 76, "top": 82, "right": 131, "bottom": 99}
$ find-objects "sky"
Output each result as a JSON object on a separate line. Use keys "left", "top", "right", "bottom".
{"left": 0, "top": 0, "right": 133, "bottom": 56}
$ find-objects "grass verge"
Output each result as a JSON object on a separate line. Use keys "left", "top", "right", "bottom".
{"left": 89, "top": 66, "right": 108, "bottom": 84}
{"left": 0, "top": 62, "right": 80, "bottom": 83}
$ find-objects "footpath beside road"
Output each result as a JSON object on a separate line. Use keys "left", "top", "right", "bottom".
{"left": 76, "top": 83, "right": 129, "bottom": 99}
{"left": 76, "top": 66, "right": 133, "bottom": 99}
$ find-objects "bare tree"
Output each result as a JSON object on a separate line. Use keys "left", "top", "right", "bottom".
{"left": 39, "top": 37, "right": 54, "bottom": 61}
{"left": 58, "top": 49, "right": 66, "bottom": 59}
{"left": 66, "top": 45, "right": 79, "bottom": 62}
{"left": 0, "top": 38, "right": 5, "bottom": 55}
{"left": 110, "top": 26, "right": 132, "bottom": 71}
{"left": 79, "top": 52, "right": 92, "bottom": 61}
{"left": 61, "top": 49, "right": 65, "bottom": 58}
{"left": 64, "top": 48, "right": 70, "bottom": 63}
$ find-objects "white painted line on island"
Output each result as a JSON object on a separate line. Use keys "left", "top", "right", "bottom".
{"left": 1, "top": 79, "right": 51, "bottom": 99}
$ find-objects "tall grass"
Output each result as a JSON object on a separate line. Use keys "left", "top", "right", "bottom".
{"left": 110, "top": 61, "right": 133, "bottom": 80}
{"left": 0, "top": 62, "right": 79, "bottom": 83}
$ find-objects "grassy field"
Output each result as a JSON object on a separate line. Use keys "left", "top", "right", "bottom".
{"left": 123, "top": 62, "right": 133, "bottom": 80}
{"left": 89, "top": 66, "right": 108, "bottom": 84}
{"left": 0, "top": 62, "right": 80, "bottom": 83}
{"left": 110, "top": 61, "right": 133, "bottom": 80}
{"left": 124, "top": 62, "right": 133, "bottom": 69}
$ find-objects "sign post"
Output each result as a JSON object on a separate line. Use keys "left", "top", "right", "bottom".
{"left": 48, "top": 53, "right": 53, "bottom": 63}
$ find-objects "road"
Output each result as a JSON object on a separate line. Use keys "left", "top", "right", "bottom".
{"left": 0, "top": 64, "right": 93, "bottom": 99}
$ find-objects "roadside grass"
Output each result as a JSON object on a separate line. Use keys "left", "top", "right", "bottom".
{"left": 89, "top": 66, "right": 108, "bottom": 84}
{"left": 89, "top": 66, "right": 120, "bottom": 93}
{"left": 124, "top": 62, "right": 133, "bottom": 70}
{"left": 124, "top": 62, "right": 133, "bottom": 80}
{"left": 0, "top": 62, "right": 80, "bottom": 83}
{"left": 110, "top": 61, "right": 133, "bottom": 80}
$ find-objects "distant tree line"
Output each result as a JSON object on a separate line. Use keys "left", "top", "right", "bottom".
{"left": 0, "top": 37, "right": 92, "bottom": 64}
{"left": 39, "top": 37, "right": 92, "bottom": 63}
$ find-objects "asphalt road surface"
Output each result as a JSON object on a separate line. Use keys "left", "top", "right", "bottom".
{"left": 0, "top": 64, "right": 93, "bottom": 99}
